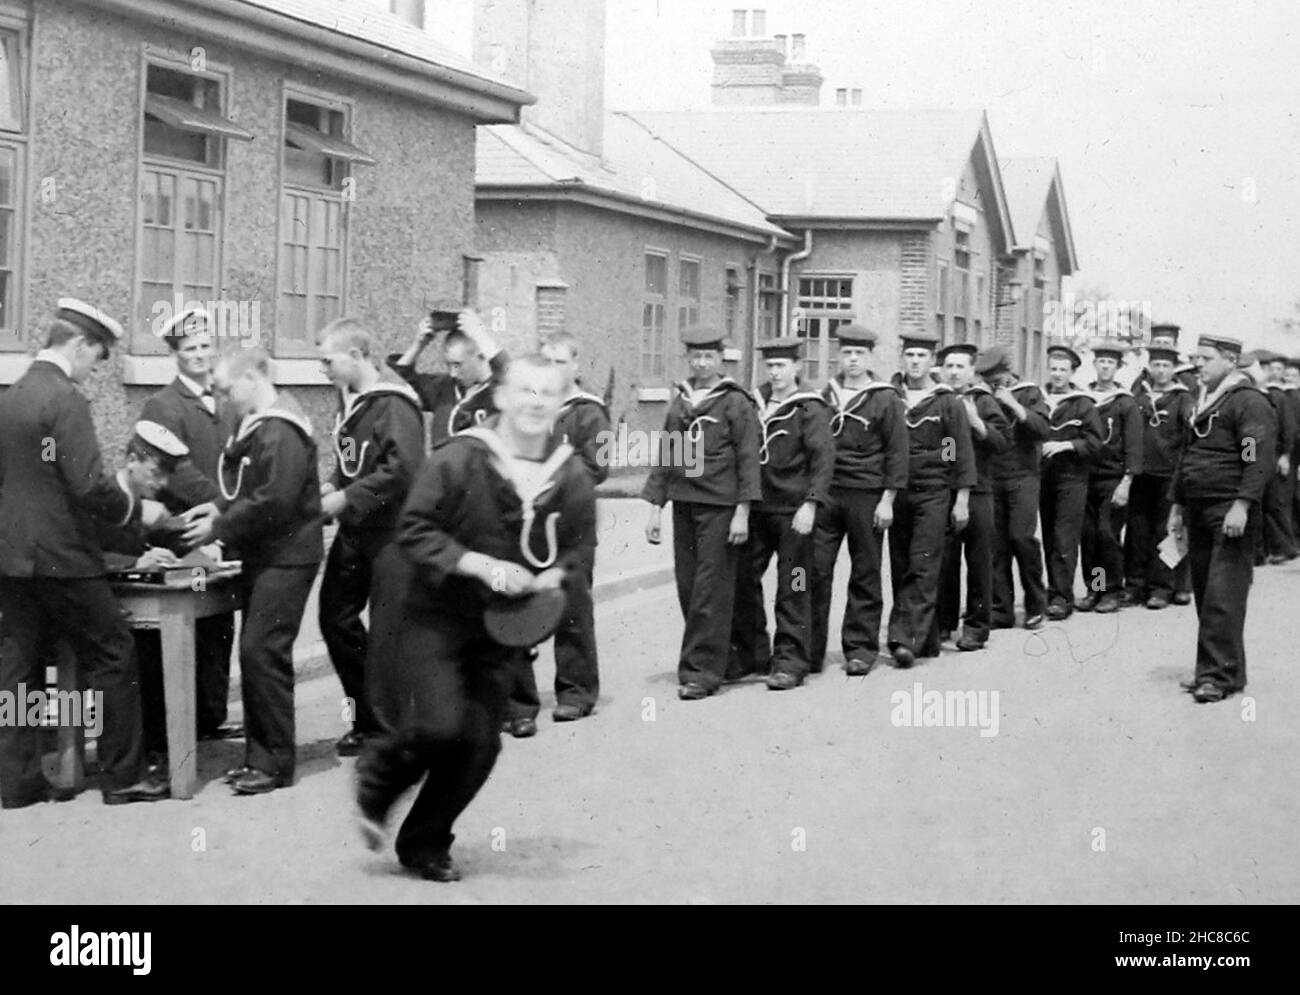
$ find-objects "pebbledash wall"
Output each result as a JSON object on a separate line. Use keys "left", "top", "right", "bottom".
{"left": 476, "top": 198, "right": 777, "bottom": 437}
{"left": 0, "top": 0, "right": 507, "bottom": 470}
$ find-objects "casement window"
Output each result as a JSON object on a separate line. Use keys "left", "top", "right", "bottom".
{"left": 640, "top": 251, "right": 668, "bottom": 380}
{"left": 277, "top": 91, "right": 374, "bottom": 355}
{"left": 795, "top": 276, "right": 853, "bottom": 387}
{"left": 0, "top": 19, "right": 29, "bottom": 349}
{"left": 137, "top": 58, "right": 250, "bottom": 350}
{"left": 758, "top": 272, "right": 779, "bottom": 339}
{"left": 678, "top": 256, "right": 701, "bottom": 334}
{"left": 724, "top": 265, "right": 742, "bottom": 339}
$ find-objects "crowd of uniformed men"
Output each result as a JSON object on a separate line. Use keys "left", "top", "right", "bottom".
{"left": 0, "top": 296, "right": 1291, "bottom": 882}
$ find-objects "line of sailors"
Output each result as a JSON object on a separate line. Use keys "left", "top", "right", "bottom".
{"left": 0, "top": 298, "right": 610, "bottom": 811}
{"left": 642, "top": 321, "right": 1280, "bottom": 706}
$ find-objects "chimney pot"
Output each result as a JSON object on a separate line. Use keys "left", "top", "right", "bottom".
{"left": 774, "top": 33, "right": 787, "bottom": 58}
{"left": 791, "top": 33, "right": 806, "bottom": 61}
{"left": 389, "top": 0, "right": 425, "bottom": 30}
{"left": 751, "top": 9, "right": 767, "bottom": 37}
{"left": 731, "top": 9, "right": 747, "bottom": 36}
{"left": 835, "top": 88, "right": 847, "bottom": 106}
{"left": 850, "top": 88, "right": 862, "bottom": 105}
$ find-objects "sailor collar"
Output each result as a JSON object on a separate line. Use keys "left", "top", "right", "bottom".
{"left": 899, "top": 380, "right": 952, "bottom": 411}
{"left": 336, "top": 380, "right": 421, "bottom": 433}
{"left": 1193, "top": 371, "right": 1254, "bottom": 421}
{"left": 674, "top": 376, "right": 740, "bottom": 410}
{"left": 1135, "top": 379, "right": 1189, "bottom": 398}
{"left": 459, "top": 426, "right": 577, "bottom": 569}
{"left": 234, "top": 406, "right": 313, "bottom": 443}
{"left": 1043, "top": 387, "right": 1090, "bottom": 414}
{"left": 560, "top": 390, "right": 608, "bottom": 411}
{"left": 755, "top": 385, "right": 823, "bottom": 418}
{"left": 1088, "top": 383, "right": 1131, "bottom": 407}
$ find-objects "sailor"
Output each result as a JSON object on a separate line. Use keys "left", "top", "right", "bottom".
{"left": 503, "top": 332, "right": 612, "bottom": 734}
{"left": 1038, "top": 345, "right": 1104, "bottom": 620}
{"left": 728, "top": 336, "right": 833, "bottom": 688}
{"left": 388, "top": 308, "right": 508, "bottom": 446}
{"left": 934, "top": 342, "right": 1011, "bottom": 650}
{"left": 316, "top": 318, "right": 426, "bottom": 757}
{"left": 1168, "top": 334, "right": 1274, "bottom": 702}
{"left": 0, "top": 299, "right": 170, "bottom": 807}
{"left": 1255, "top": 350, "right": 1298, "bottom": 564}
{"left": 643, "top": 326, "right": 762, "bottom": 700}
{"left": 981, "top": 346, "right": 1051, "bottom": 630}
{"left": 808, "top": 325, "right": 908, "bottom": 675}
{"left": 1123, "top": 344, "right": 1193, "bottom": 609}
{"left": 886, "top": 330, "right": 976, "bottom": 666}
{"left": 1077, "top": 340, "right": 1143, "bottom": 613}
{"left": 356, "top": 354, "right": 596, "bottom": 882}
{"left": 180, "top": 349, "right": 324, "bottom": 794}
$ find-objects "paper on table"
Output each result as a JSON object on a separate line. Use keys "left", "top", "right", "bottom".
{"left": 1158, "top": 530, "right": 1188, "bottom": 569}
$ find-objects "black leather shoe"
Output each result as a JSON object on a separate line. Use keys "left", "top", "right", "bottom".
{"left": 677, "top": 682, "right": 711, "bottom": 700}
{"left": 1024, "top": 614, "right": 1045, "bottom": 630}
{"left": 766, "top": 671, "right": 800, "bottom": 690}
{"left": 1074, "top": 593, "right": 1099, "bottom": 612}
{"left": 1045, "top": 604, "right": 1071, "bottom": 621}
{"left": 104, "top": 778, "right": 170, "bottom": 806}
{"left": 990, "top": 618, "right": 1015, "bottom": 630}
{"left": 1094, "top": 594, "right": 1120, "bottom": 614}
{"left": 1171, "top": 591, "right": 1192, "bottom": 606}
{"left": 416, "top": 852, "right": 462, "bottom": 883}
{"left": 891, "top": 645, "right": 915, "bottom": 668}
{"left": 223, "top": 764, "right": 255, "bottom": 783}
{"left": 230, "top": 768, "right": 285, "bottom": 795}
{"left": 552, "top": 703, "right": 591, "bottom": 722}
{"left": 503, "top": 717, "right": 537, "bottom": 738}
{"left": 1117, "top": 590, "right": 1140, "bottom": 607}
{"left": 844, "top": 658, "right": 873, "bottom": 677}
{"left": 336, "top": 730, "right": 368, "bottom": 757}
{"left": 1267, "top": 554, "right": 1289, "bottom": 565}
{"left": 1192, "top": 683, "right": 1227, "bottom": 703}
{"left": 1146, "top": 593, "right": 1170, "bottom": 610}
{"left": 956, "top": 635, "right": 986, "bottom": 651}
{"left": 198, "top": 723, "right": 244, "bottom": 741}
{"left": 1179, "top": 679, "right": 1199, "bottom": 693}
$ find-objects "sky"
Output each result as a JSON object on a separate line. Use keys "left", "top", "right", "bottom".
{"left": 601, "top": 0, "right": 1300, "bottom": 351}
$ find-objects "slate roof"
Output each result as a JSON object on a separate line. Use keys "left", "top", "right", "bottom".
{"left": 999, "top": 156, "right": 1078, "bottom": 272}
{"left": 477, "top": 113, "right": 791, "bottom": 239}
{"left": 618, "top": 107, "right": 991, "bottom": 221}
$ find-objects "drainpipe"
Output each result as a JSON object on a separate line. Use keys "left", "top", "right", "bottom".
{"left": 749, "top": 234, "right": 780, "bottom": 386}
{"left": 779, "top": 228, "right": 814, "bottom": 336}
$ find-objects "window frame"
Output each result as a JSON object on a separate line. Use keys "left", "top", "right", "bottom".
{"left": 795, "top": 273, "right": 855, "bottom": 388}
{"left": 640, "top": 248, "right": 669, "bottom": 382}
{"left": 275, "top": 82, "right": 357, "bottom": 358}
{"left": 131, "top": 47, "right": 233, "bottom": 355}
{"left": 0, "top": 8, "right": 28, "bottom": 352}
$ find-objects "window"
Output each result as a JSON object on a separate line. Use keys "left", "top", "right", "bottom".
{"left": 724, "top": 265, "right": 742, "bottom": 339}
{"left": 0, "top": 27, "right": 26, "bottom": 134}
{"left": 974, "top": 273, "right": 986, "bottom": 346}
{"left": 678, "top": 257, "right": 700, "bottom": 332}
{"left": 0, "top": 20, "right": 23, "bottom": 350}
{"left": 1033, "top": 253, "right": 1046, "bottom": 290}
{"left": 796, "top": 276, "right": 853, "bottom": 386}
{"left": 935, "top": 261, "right": 949, "bottom": 340}
{"left": 758, "top": 272, "right": 779, "bottom": 339}
{"left": 136, "top": 57, "right": 248, "bottom": 350}
{"left": 641, "top": 251, "right": 668, "bottom": 380}
{"left": 277, "top": 91, "right": 374, "bottom": 355}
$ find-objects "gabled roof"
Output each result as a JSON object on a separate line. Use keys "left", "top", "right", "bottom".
{"left": 620, "top": 107, "right": 1013, "bottom": 245}
{"left": 1000, "top": 156, "right": 1079, "bottom": 274}
{"left": 96, "top": 0, "right": 532, "bottom": 121}
{"left": 477, "top": 113, "right": 794, "bottom": 243}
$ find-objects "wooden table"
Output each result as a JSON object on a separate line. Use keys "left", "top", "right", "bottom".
{"left": 54, "top": 571, "right": 242, "bottom": 800}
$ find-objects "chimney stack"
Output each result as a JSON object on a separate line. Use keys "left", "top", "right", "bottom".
{"left": 774, "top": 33, "right": 787, "bottom": 58}
{"left": 850, "top": 88, "right": 862, "bottom": 105}
{"left": 731, "top": 8, "right": 746, "bottom": 36}
{"left": 389, "top": 0, "right": 426, "bottom": 30}
{"left": 790, "top": 33, "right": 806, "bottom": 61}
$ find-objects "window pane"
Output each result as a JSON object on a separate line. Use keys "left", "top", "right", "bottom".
{"left": 0, "top": 270, "right": 10, "bottom": 329}
{"left": 645, "top": 254, "right": 666, "bottom": 294}
{"left": 157, "top": 174, "right": 174, "bottom": 227}
{"left": 0, "top": 208, "right": 10, "bottom": 266}
{"left": 0, "top": 147, "right": 13, "bottom": 204}
{"left": 0, "top": 35, "right": 22, "bottom": 132}
{"left": 143, "top": 228, "right": 173, "bottom": 283}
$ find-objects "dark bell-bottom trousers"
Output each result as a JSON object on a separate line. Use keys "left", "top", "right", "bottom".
{"left": 671, "top": 502, "right": 739, "bottom": 692}
{"left": 810, "top": 488, "right": 884, "bottom": 669}
{"left": 238, "top": 564, "right": 316, "bottom": 781}
{"left": 729, "top": 508, "right": 813, "bottom": 680}
{"left": 1123, "top": 473, "right": 1176, "bottom": 600}
{"left": 1080, "top": 475, "right": 1128, "bottom": 596}
{"left": 507, "top": 554, "right": 599, "bottom": 719}
{"left": 991, "top": 474, "right": 1047, "bottom": 624}
{"left": 887, "top": 487, "right": 951, "bottom": 657}
{"left": 356, "top": 615, "right": 513, "bottom": 868}
{"left": 1040, "top": 467, "right": 1088, "bottom": 609}
{"left": 1186, "top": 499, "right": 1259, "bottom": 692}
{"left": 0, "top": 577, "right": 145, "bottom": 806}
{"left": 319, "top": 527, "right": 389, "bottom": 737}
{"left": 936, "top": 490, "right": 993, "bottom": 645}
{"left": 1262, "top": 470, "right": 1298, "bottom": 559}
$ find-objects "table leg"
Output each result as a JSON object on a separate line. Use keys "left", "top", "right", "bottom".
{"left": 160, "top": 607, "right": 198, "bottom": 800}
